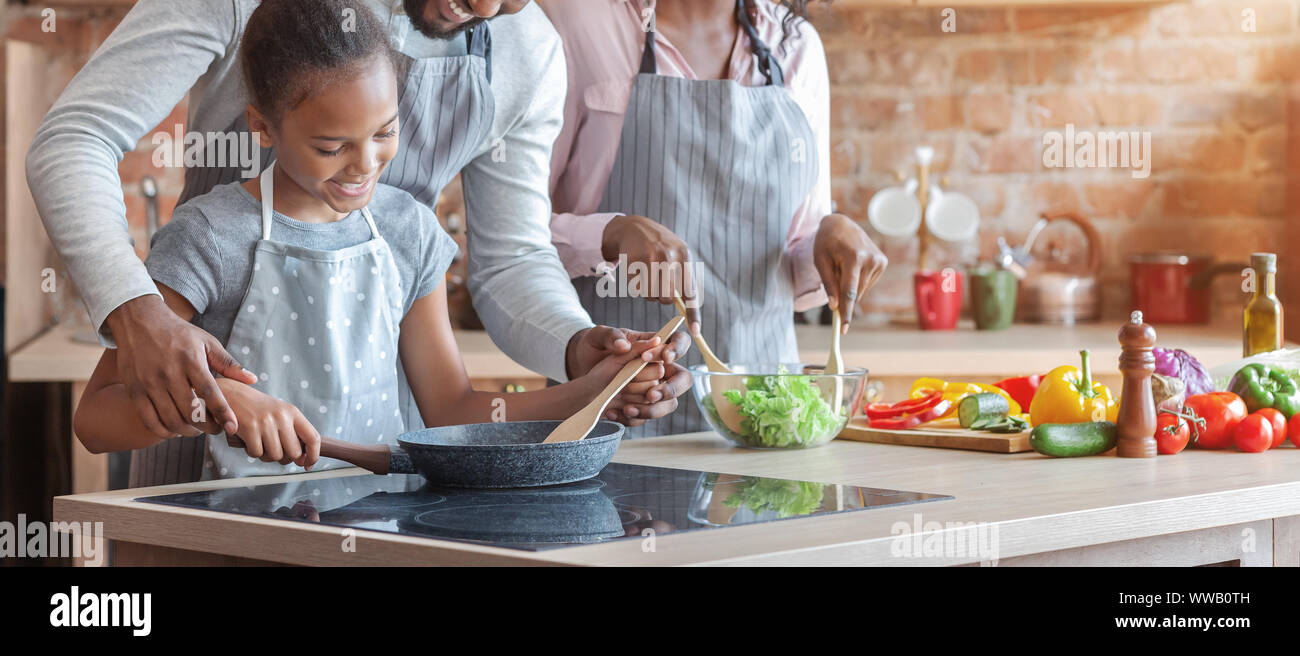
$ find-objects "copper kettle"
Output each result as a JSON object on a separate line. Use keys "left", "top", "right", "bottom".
{"left": 1015, "top": 211, "right": 1103, "bottom": 325}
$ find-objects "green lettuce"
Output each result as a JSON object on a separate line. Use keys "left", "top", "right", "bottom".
{"left": 713, "top": 366, "right": 845, "bottom": 448}
{"left": 723, "top": 477, "right": 826, "bottom": 518}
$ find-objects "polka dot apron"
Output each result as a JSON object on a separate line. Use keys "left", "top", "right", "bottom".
{"left": 204, "top": 162, "right": 407, "bottom": 479}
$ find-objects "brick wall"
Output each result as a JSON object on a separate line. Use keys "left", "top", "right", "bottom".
{"left": 4, "top": 4, "right": 177, "bottom": 271}
{"left": 6, "top": 1, "right": 1298, "bottom": 330}
{"left": 814, "top": 1, "right": 1300, "bottom": 324}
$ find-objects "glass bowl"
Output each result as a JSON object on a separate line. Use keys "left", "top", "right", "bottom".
{"left": 691, "top": 362, "right": 867, "bottom": 449}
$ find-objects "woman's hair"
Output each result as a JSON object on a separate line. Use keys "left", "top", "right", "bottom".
{"left": 240, "top": 0, "right": 398, "bottom": 122}
{"left": 762, "top": 0, "right": 812, "bottom": 54}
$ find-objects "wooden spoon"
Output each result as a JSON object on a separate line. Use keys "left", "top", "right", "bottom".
{"left": 672, "top": 295, "right": 747, "bottom": 437}
{"left": 542, "top": 315, "right": 685, "bottom": 443}
{"left": 673, "top": 296, "right": 730, "bottom": 374}
{"left": 824, "top": 308, "right": 844, "bottom": 408}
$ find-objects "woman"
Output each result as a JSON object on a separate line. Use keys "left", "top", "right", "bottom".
{"left": 541, "top": 0, "right": 888, "bottom": 436}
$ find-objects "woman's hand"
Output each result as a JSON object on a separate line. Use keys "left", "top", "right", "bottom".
{"left": 813, "top": 214, "right": 888, "bottom": 333}
{"left": 602, "top": 214, "right": 700, "bottom": 332}
{"left": 210, "top": 378, "right": 322, "bottom": 469}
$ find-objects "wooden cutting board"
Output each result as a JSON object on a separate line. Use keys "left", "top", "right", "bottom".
{"left": 837, "top": 418, "right": 1032, "bottom": 453}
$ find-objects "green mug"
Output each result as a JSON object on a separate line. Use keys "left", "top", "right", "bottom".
{"left": 970, "top": 268, "right": 1018, "bottom": 331}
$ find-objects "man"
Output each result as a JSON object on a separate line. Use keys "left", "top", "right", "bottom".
{"left": 27, "top": 0, "right": 691, "bottom": 483}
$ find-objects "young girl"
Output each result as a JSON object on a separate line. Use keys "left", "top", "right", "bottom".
{"left": 74, "top": 0, "right": 665, "bottom": 479}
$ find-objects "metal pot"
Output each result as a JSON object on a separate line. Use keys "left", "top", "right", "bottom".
{"left": 1128, "top": 253, "right": 1247, "bottom": 324}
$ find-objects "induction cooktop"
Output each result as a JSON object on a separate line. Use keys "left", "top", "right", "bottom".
{"left": 137, "top": 463, "right": 951, "bottom": 551}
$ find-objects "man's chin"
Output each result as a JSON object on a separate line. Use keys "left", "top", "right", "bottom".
{"left": 404, "top": 0, "right": 484, "bottom": 40}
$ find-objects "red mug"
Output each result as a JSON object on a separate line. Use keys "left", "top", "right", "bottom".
{"left": 913, "top": 269, "right": 963, "bottom": 331}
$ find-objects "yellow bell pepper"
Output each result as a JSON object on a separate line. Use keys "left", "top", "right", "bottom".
{"left": 1028, "top": 350, "right": 1118, "bottom": 425}
{"left": 909, "top": 377, "right": 1023, "bottom": 420}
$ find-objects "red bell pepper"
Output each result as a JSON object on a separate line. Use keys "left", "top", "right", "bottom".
{"left": 993, "top": 375, "right": 1044, "bottom": 411}
{"left": 866, "top": 391, "right": 942, "bottom": 420}
{"left": 869, "top": 400, "right": 952, "bottom": 430}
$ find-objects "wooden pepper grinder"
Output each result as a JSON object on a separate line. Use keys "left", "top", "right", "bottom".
{"left": 1117, "top": 310, "right": 1158, "bottom": 458}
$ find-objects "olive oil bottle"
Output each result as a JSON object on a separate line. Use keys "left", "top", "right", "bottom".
{"left": 1244, "top": 252, "right": 1283, "bottom": 357}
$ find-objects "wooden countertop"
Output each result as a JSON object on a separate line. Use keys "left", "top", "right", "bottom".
{"left": 53, "top": 433, "right": 1300, "bottom": 566}
{"left": 8, "top": 320, "right": 1258, "bottom": 383}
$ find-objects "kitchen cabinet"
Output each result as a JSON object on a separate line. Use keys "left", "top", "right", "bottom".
{"left": 54, "top": 433, "right": 1300, "bottom": 566}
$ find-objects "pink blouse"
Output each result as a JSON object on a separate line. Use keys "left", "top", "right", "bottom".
{"left": 539, "top": 0, "right": 832, "bottom": 311}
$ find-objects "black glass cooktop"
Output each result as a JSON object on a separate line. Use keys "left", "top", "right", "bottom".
{"left": 138, "top": 463, "right": 951, "bottom": 551}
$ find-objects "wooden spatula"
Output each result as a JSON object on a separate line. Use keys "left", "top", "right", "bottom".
{"left": 673, "top": 295, "right": 746, "bottom": 436}
{"left": 542, "top": 315, "right": 685, "bottom": 443}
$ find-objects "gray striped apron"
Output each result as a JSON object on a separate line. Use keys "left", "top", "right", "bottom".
{"left": 131, "top": 25, "right": 494, "bottom": 487}
{"left": 572, "top": 2, "right": 818, "bottom": 438}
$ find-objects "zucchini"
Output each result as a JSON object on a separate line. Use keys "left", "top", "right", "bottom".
{"left": 1029, "top": 422, "right": 1118, "bottom": 457}
{"left": 958, "top": 393, "right": 1010, "bottom": 429}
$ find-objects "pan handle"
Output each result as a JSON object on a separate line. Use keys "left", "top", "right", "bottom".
{"left": 225, "top": 435, "right": 393, "bottom": 474}
{"left": 319, "top": 437, "right": 393, "bottom": 474}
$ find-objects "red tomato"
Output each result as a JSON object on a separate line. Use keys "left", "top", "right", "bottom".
{"left": 1290, "top": 412, "right": 1300, "bottom": 448}
{"left": 1234, "top": 415, "right": 1274, "bottom": 453}
{"left": 1185, "top": 392, "right": 1249, "bottom": 449}
{"left": 1155, "top": 413, "right": 1190, "bottom": 455}
{"left": 1255, "top": 408, "right": 1287, "bottom": 448}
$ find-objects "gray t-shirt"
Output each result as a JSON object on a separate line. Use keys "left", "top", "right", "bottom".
{"left": 146, "top": 182, "right": 456, "bottom": 345}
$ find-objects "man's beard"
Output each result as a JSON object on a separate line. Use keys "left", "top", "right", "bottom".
{"left": 403, "top": 0, "right": 486, "bottom": 39}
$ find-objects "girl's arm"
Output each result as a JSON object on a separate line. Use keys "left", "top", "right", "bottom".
{"left": 75, "top": 283, "right": 322, "bottom": 468}
{"left": 74, "top": 283, "right": 206, "bottom": 452}
{"left": 399, "top": 285, "right": 663, "bottom": 427}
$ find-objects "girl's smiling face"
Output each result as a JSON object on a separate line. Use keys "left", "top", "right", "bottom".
{"left": 247, "top": 55, "right": 401, "bottom": 220}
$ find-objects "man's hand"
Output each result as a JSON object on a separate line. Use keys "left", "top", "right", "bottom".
{"left": 566, "top": 325, "right": 691, "bottom": 381}
{"left": 104, "top": 296, "right": 257, "bottom": 438}
{"left": 566, "top": 325, "right": 694, "bottom": 427}
{"left": 602, "top": 214, "right": 700, "bottom": 332}
{"left": 813, "top": 214, "right": 889, "bottom": 333}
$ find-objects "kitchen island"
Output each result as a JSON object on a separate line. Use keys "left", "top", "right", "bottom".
{"left": 13, "top": 320, "right": 1259, "bottom": 493}
{"left": 53, "top": 433, "right": 1300, "bottom": 566}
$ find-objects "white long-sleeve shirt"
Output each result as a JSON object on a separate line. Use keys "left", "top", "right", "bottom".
{"left": 25, "top": 0, "right": 593, "bottom": 381}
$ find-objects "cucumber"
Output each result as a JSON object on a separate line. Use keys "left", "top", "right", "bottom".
{"left": 1029, "top": 422, "right": 1118, "bottom": 457}
{"left": 958, "top": 393, "right": 1010, "bottom": 429}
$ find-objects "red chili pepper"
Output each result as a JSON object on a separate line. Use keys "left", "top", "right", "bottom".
{"left": 869, "top": 400, "right": 952, "bottom": 430}
{"left": 865, "top": 392, "right": 942, "bottom": 420}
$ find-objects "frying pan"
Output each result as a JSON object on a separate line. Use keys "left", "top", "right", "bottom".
{"left": 313, "top": 420, "right": 625, "bottom": 488}
{"left": 396, "top": 479, "right": 625, "bottom": 543}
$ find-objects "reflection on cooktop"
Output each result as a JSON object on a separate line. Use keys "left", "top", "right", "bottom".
{"left": 138, "top": 463, "right": 951, "bottom": 552}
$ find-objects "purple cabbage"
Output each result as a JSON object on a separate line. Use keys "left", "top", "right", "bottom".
{"left": 1152, "top": 347, "right": 1215, "bottom": 397}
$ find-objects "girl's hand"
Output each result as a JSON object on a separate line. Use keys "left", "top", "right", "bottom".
{"left": 813, "top": 214, "right": 888, "bottom": 334}
{"left": 576, "top": 335, "right": 685, "bottom": 426}
{"left": 213, "top": 378, "right": 322, "bottom": 469}
{"left": 605, "top": 362, "right": 692, "bottom": 427}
